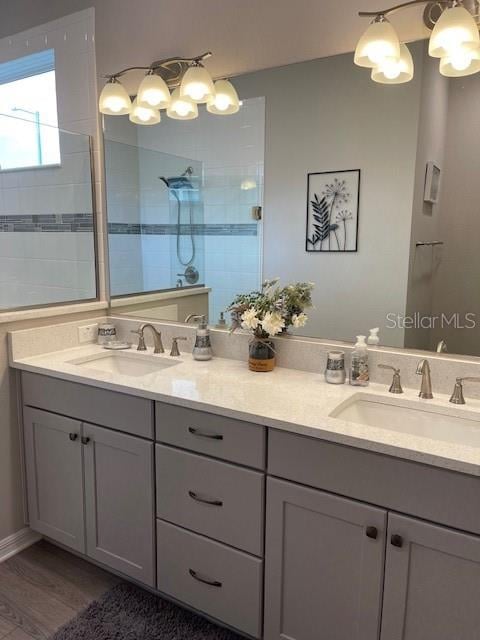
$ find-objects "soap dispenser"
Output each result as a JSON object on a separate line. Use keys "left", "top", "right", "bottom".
{"left": 350, "top": 335, "right": 369, "bottom": 386}
{"left": 185, "top": 314, "right": 213, "bottom": 361}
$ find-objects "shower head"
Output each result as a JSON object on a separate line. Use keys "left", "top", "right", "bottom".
{"left": 158, "top": 173, "right": 195, "bottom": 190}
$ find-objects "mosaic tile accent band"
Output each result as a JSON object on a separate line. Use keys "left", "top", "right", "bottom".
{"left": 108, "top": 223, "right": 258, "bottom": 236}
{"left": 0, "top": 214, "right": 93, "bottom": 232}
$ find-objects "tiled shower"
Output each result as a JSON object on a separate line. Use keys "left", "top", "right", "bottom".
{"left": 0, "top": 114, "right": 96, "bottom": 309}
{"left": 106, "top": 97, "right": 265, "bottom": 323}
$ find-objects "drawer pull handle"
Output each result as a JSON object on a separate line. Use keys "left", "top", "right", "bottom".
{"left": 69, "top": 433, "right": 78, "bottom": 441}
{"left": 189, "top": 568, "right": 222, "bottom": 588}
{"left": 366, "top": 526, "right": 378, "bottom": 540}
{"left": 188, "top": 490, "right": 223, "bottom": 507}
{"left": 81, "top": 436, "right": 91, "bottom": 445}
{"left": 391, "top": 534, "right": 404, "bottom": 548}
{"left": 188, "top": 427, "right": 223, "bottom": 441}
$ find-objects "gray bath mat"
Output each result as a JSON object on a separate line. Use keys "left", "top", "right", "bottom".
{"left": 51, "top": 582, "right": 243, "bottom": 640}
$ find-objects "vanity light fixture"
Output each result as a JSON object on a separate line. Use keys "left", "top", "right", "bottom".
{"left": 98, "top": 77, "right": 132, "bottom": 115}
{"left": 166, "top": 88, "right": 199, "bottom": 120}
{"left": 129, "top": 98, "right": 161, "bottom": 125}
{"left": 180, "top": 62, "right": 215, "bottom": 103}
{"left": 207, "top": 79, "right": 241, "bottom": 114}
{"left": 355, "top": 0, "right": 480, "bottom": 83}
{"left": 137, "top": 72, "right": 171, "bottom": 109}
{"left": 99, "top": 52, "right": 241, "bottom": 124}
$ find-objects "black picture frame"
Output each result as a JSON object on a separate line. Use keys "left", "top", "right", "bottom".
{"left": 305, "top": 169, "right": 361, "bottom": 253}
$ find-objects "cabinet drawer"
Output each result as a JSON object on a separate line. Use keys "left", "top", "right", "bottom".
{"left": 22, "top": 371, "right": 153, "bottom": 439}
{"left": 269, "top": 429, "right": 480, "bottom": 535}
{"left": 155, "top": 401, "right": 265, "bottom": 468}
{"left": 156, "top": 445, "right": 264, "bottom": 556}
{"left": 157, "top": 519, "right": 263, "bottom": 638}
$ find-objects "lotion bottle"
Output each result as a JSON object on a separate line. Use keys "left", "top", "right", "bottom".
{"left": 186, "top": 314, "right": 213, "bottom": 361}
{"left": 350, "top": 335, "right": 369, "bottom": 386}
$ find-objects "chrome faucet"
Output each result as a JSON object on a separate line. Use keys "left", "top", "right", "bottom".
{"left": 416, "top": 359, "right": 433, "bottom": 399}
{"left": 131, "top": 324, "right": 164, "bottom": 354}
{"left": 449, "top": 377, "right": 480, "bottom": 405}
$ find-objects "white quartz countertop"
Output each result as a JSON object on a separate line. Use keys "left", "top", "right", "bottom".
{"left": 10, "top": 344, "right": 480, "bottom": 477}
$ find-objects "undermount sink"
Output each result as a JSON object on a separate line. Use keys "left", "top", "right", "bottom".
{"left": 330, "top": 394, "right": 480, "bottom": 448}
{"left": 68, "top": 351, "right": 179, "bottom": 377}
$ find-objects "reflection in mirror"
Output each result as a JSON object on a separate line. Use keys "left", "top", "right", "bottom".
{"left": 0, "top": 113, "right": 97, "bottom": 310}
{"left": 106, "top": 40, "right": 480, "bottom": 358}
{"left": 105, "top": 97, "right": 264, "bottom": 325}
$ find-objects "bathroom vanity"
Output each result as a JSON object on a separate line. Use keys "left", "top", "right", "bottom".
{"left": 11, "top": 341, "right": 480, "bottom": 640}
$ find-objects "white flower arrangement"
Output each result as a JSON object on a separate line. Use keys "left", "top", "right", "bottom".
{"left": 228, "top": 279, "right": 314, "bottom": 339}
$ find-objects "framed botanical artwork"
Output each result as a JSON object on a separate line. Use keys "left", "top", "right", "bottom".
{"left": 306, "top": 169, "right": 360, "bottom": 252}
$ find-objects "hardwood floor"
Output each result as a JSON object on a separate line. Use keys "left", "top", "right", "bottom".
{"left": 0, "top": 540, "right": 120, "bottom": 640}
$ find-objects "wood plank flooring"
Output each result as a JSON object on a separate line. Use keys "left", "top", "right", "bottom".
{"left": 0, "top": 540, "right": 120, "bottom": 640}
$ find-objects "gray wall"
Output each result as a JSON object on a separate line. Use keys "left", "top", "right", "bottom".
{"left": 234, "top": 49, "right": 424, "bottom": 345}
{"left": 405, "top": 44, "right": 449, "bottom": 350}
{"left": 430, "top": 74, "right": 480, "bottom": 354}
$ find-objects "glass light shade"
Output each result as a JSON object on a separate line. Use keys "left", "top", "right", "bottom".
{"left": 206, "top": 79, "right": 240, "bottom": 115}
{"left": 429, "top": 5, "right": 480, "bottom": 58}
{"left": 440, "top": 45, "right": 480, "bottom": 76}
{"left": 128, "top": 98, "right": 160, "bottom": 125}
{"left": 372, "top": 44, "right": 414, "bottom": 84}
{"left": 354, "top": 19, "right": 401, "bottom": 68}
{"left": 180, "top": 65, "right": 215, "bottom": 103}
{"left": 137, "top": 73, "right": 171, "bottom": 109}
{"left": 166, "top": 88, "right": 199, "bottom": 120}
{"left": 99, "top": 80, "right": 131, "bottom": 115}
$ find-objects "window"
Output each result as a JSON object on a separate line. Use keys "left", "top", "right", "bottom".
{"left": 0, "top": 49, "right": 61, "bottom": 170}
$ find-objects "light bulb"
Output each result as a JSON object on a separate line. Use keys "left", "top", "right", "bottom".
{"left": 99, "top": 79, "right": 131, "bottom": 115}
{"left": 354, "top": 18, "right": 401, "bottom": 68}
{"left": 372, "top": 43, "right": 414, "bottom": 84}
{"left": 129, "top": 98, "right": 160, "bottom": 125}
{"left": 449, "top": 48, "right": 472, "bottom": 70}
{"left": 180, "top": 64, "right": 215, "bottom": 103}
{"left": 206, "top": 79, "right": 241, "bottom": 115}
{"left": 440, "top": 45, "right": 480, "bottom": 76}
{"left": 166, "top": 88, "right": 199, "bottom": 120}
{"left": 137, "top": 73, "right": 171, "bottom": 109}
{"left": 429, "top": 5, "right": 480, "bottom": 58}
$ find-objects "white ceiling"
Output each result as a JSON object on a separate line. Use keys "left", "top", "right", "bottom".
{"left": 95, "top": 0, "right": 430, "bottom": 80}
{"left": 1, "top": 0, "right": 430, "bottom": 80}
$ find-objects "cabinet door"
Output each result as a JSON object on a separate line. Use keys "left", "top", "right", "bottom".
{"left": 381, "top": 513, "right": 480, "bottom": 640}
{"left": 23, "top": 407, "right": 85, "bottom": 552}
{"left": 83, "top": 423, "right": 155, "bottom": 586}
{"left": 264, "top": 478, "right": 386, "bottom": 640}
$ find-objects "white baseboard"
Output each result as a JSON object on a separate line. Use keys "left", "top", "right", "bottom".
{"left": 0, "top": 527, "right": 41, "bottom": 562}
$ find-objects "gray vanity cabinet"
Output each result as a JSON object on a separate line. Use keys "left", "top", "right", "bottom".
{"left": 264, "top": 477, "right": 387, "bottom": 640}
{"left": 380, "top": 513, "right": 480, "bottom": 640}
{"left": 83, "top": 423, "right": 155, "bottom": 587}
{"left": 23, "top": 407, "right": 85, "bottom": 552}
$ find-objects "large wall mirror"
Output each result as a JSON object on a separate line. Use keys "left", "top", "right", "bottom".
{"left": 105, "top": 39, "right": 480, "bottom": 358}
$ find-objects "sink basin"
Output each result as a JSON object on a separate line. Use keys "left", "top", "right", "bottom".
{"left": 330, "top": 394, "right": 480, "bottom": 447}
{"left": 68, "top": 351, "right": 178, "bottom": 377}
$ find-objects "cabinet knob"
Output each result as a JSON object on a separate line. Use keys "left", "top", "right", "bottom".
{"left": 366, "top": 526, "right": 378, "bottom": 540}
{"left": 391, "top": 534, "right": 404, "bottom": 548}
{"left": 69, "top": 433, "right": 78, "bottom": 441}
{"left": 81, "top": 436, "right": 91, "bottom": 445}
